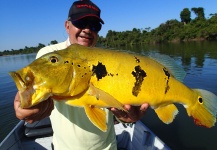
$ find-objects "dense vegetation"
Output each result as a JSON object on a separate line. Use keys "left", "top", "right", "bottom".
{"left": 98, "top": 7, "right": 217, "bottom": 48}
{"left": 1, "top": 7, "right": 216, "bottom": 56}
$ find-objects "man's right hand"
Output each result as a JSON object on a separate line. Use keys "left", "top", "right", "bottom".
{"left": 14, "top": 92, "right": 54, "bottom": 123}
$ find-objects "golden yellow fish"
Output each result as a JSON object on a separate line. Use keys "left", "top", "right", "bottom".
{"left": 9, "top": 44, "right": 217, "bottom": 132}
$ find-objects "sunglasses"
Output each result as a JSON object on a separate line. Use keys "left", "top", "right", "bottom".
{"left": 71, "top": 19, "right": 102, "bottom": 32}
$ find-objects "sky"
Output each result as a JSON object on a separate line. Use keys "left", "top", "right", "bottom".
{"left": 0, "top": 0, "right": 216, "bottom": 51}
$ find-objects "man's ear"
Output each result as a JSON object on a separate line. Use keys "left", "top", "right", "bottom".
{"left": 65, "top": 20, "right": 70, "bottom": 34}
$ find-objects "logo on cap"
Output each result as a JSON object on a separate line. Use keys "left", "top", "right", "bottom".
{"left": 76, "top": 4, "right": 99, "bottom": 12}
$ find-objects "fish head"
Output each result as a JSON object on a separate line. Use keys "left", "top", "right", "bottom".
{"left": 9, "top": 50, "right": 92, "bottom": 108}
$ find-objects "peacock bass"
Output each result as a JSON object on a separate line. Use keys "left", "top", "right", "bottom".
{"left": 9, "top": 44, "right": 217, "bottom": 132}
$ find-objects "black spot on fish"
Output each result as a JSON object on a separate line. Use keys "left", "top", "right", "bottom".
{"left": 92, "top": 62, "right": 108, "bottom": 81}
{"left": 198, "top": 97, "right": 203, "bottom": 104}
{"left": 77, "top": 64, "right": 81, "bottom": 67}
{"left": 134, "top": 56, "right": 140, "bottom": 63}
{"left": 163, "top": 67, "right": 170, "bottom": 78}
{"left": 163, "top": 67, "right": 170, "bottom": 94}
{"left": 132, "top": 65, "right": 146, "bottom": 96}
{"left": 108, "top": 73, "right": 114, "bottom": 77}
{"left": 72, "top": 62, "right": 74, "bottom": 65}
{"left": 64, "top": 60, "right": 69, "bottom": 64}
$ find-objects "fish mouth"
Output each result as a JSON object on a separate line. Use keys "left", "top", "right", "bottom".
{"left": 9, "top": 71, "right": 35, "bottom": 108}
{"left": 9, "top": 72, "right": 26, "bottom": 91}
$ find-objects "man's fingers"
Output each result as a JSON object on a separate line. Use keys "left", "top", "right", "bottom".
{"left": 14, "top": 92, "right": 54, "bottom": 123}
{"left": 140, "top": 103, "right": 149, "bottom": 112}
{"left": 109, "top": 103, "right": 149, "bottom": 123}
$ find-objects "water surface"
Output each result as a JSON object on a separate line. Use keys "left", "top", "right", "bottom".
{"left": 0, "top": 42, "right": 217, "bottom": 149}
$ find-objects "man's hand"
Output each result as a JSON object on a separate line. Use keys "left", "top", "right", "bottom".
{"left": 14, "top": 92, "right": 54, "bottom": 123}
{"left": 109, "top": 103, "right": 149, "bottom": 123}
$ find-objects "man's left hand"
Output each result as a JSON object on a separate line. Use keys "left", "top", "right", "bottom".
{"left": 109, "top": 103, "right": 149, "bottom": 123}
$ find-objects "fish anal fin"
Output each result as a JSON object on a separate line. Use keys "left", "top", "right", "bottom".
{"left": 155, "top": 104, "right": 179, "bottom": 124}
{"left": 88, "top": 83, "right": 127, "bottom": 112}
{"left": 84, "top": 105, "right": 107, "bottom": 132}
{"left": 65, "top": 99, "right": 107, "bottom": 132}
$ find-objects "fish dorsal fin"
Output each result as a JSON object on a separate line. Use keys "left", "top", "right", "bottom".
{"left": 154, "top": 104, "right": 179, "bottom": 124}
{"left": 148, "top": 53, "right": 186, "bottom": 82}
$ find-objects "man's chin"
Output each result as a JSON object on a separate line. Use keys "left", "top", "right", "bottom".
{"left": 77, "top": 41, "right": 92, "bottom": 47}
{"left": 77, "top": 36, "right": 94, "bottom": 46}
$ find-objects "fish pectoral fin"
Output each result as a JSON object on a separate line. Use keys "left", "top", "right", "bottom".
{"left": 88, "top": 83, "right": 127, "bottom": 112}
{"left": 84, "top": 105, "right": 107, "bottom": 132}
{"left": 65, "top": 98, "right": 88, "bottom": 107}
{"left": 154, "top": 104, "right": 179, "bottom": 124}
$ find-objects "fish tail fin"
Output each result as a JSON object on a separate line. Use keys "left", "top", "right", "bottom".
{"left": 186, "top": 89, "right": 217, "bottom": 128}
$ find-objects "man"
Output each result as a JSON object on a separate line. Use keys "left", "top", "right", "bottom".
{"left": 14, "top": 0, "right": 149, "bottom": 149}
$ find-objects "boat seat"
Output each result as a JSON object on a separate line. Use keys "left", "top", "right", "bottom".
{"left": 116, "top": 130, "right": 131, "bottom": 150}
{"left": 24, "top": 117, "right": 53, "bottom": 138}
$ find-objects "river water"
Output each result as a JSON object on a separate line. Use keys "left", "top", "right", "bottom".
{"left": 0, "top": 41, "right": 217, "bottom": 149}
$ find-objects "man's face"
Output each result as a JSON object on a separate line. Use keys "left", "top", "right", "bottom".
{"left": 65, "top": 18, "right": 100, "bottom": 47}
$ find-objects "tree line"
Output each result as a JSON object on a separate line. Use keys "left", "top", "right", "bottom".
{"left": 98, "top": 7, "right": 217, "bottom": 48}
{"left": 0, "top": 40, "right": 58, "bottom": 56}
{"left": 1, "top": 7, "right": 216, "bottom": 56}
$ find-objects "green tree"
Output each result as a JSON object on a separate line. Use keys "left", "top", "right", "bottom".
{"left": 180, "top": 8, "right": 191, "bottom": 24}
{"left": 191, "top": 7, "right": 205, "bottom": 20}
{"left": 38, "top": 43, "right": 45, "bottom": 49}
{"left": 50, "top": 40, "right": 58, "bottom": 45}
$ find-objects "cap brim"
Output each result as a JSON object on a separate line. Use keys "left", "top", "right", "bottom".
{"left": 70, "top": 14, "right": 104, "bottom": 24}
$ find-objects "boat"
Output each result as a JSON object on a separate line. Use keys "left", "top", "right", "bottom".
{"left": 0, "top": 117, "right": 170, "bottom": 150}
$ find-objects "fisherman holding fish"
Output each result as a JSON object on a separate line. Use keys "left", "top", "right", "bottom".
{"left": 13, "top": 0, "right": 149, "bottom": 149}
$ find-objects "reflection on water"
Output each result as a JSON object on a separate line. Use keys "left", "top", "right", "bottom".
{"left": 0, "top": 42, "right": 217, "bottom": 149}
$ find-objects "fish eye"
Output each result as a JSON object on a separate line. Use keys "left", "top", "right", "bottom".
{"left": 198, "top": 96, "right": 203, "bottom": 104}
{"left": 50, "top": 56, "right": 58, "bottom": 63}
